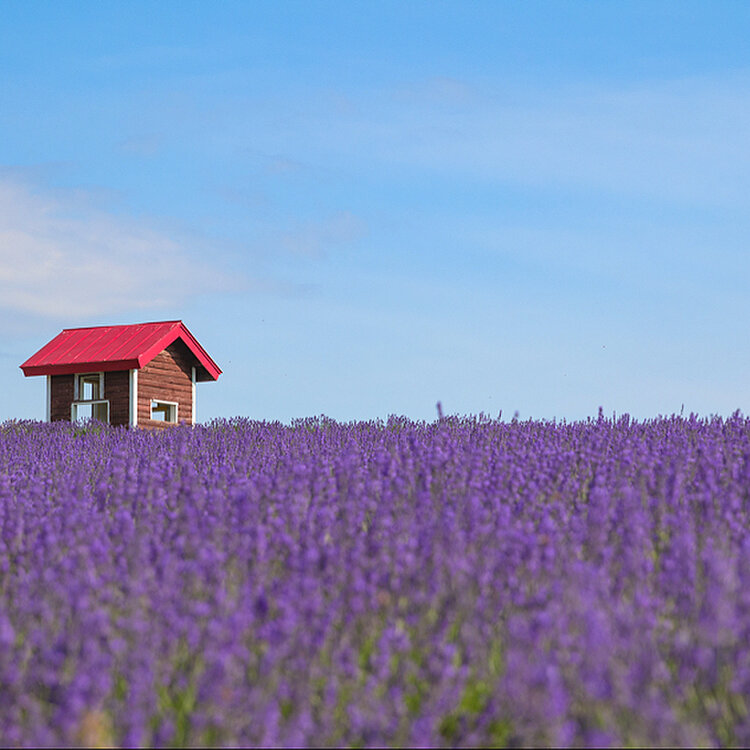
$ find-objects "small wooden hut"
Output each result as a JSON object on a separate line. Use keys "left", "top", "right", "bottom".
{"left": 20, "top": 320, "right": 221, "bottom": 428}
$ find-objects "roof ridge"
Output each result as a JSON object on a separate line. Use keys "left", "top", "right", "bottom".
{"left": 61, "top": 320, "right": 182, "bottom": 332}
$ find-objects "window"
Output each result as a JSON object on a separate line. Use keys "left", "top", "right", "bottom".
{"left": 72, "top": 372, "right": 109, "bottom": 423}
{"left": 72, "top": 401, "right": 109, "bottom": 423}
{"left": 76, "top": 373, "right": 103, "bottom": 401}
{"left": 151, "top": 400, "right": 178, "bottom": 423}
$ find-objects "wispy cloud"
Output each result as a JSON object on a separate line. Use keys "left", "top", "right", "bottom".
{"left": 117, "top": 134, "right": 164, "bottom": 157}
{"left": 264, "top": 156, "right": 305, "bottom": 176}
{"left": 268, "top": 73, "right": 750, "bottom": 209}
{"left": 279, "top": 211, "right": 368, "bottom": 257}
{"left": 0, "top": 178, "right": 238, "bottom": 321}
{"left": 393, "top": 76, "right": 477, "bottom": 107}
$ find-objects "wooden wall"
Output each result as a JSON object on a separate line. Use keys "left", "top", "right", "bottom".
{"left": 50, "top": 374, "right": 74, "bottom": 422}
{"left": 137, "top": 340, "right": 194, "bottom": 428}
{"left": 50, "top": 372, "right": 131, "bottom": 426}
{"left": 105, "top": 371, "right": 130, "bottom": 427}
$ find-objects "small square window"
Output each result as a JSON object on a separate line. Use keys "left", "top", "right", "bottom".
{"left": 151, "top": 400, "right": 178, "bottom": 423}
{"left": 77, "top": 373, "right": 103, "bottom": 401}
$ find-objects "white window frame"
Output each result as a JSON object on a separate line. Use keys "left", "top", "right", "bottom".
{"left": 45, "top": 375, "right": 51, "bottom": 422}
{"left": 71, "top": 399, "right": 110, "bottom": 423}
{"left": 71, "top": 372, "right": 109, "bottom": 423}
{"left": 191, "top": 366, "right": 196, "bottom": 424}
{"left": 129, "top": 369, "right": 138, "bottom": 427}
{"left": 74, "top": 372, "right": 105, "bottom": 401}
{"left": 151, "top": 399, "right": 179, "bottom": 424}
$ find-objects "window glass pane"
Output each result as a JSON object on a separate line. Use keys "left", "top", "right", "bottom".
{"left": 80, "top": 375, "right": 100, "bottom": 400}
{"left": 74, "top": 403, "right": 92, "bottom": 421}
{"left": 92, "top": 402, "right": 109, "bottom": 422}
{"left": 73, "top": 401, "right": 109, "bottom": 423}
{"left": 151, "top": 401, "right": 176, "bottom": 423}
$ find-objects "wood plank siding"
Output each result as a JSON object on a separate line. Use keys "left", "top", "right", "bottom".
{"left": 50, "top": 374, "right": 74, "bottom": 421}
{"left": 104, "top": 370, "right": 130, "bottom": 427}
{"left": 137, "top": 340, "right": 194, "bottom": 429}
{"left": 50, "top": 371, "right": 131, "bottom": 426}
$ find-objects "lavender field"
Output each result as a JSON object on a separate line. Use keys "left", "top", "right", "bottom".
{"left": 1, "top": 413, "right": 750, "bottom": 747}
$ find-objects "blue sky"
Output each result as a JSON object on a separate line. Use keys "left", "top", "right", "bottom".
{"left": 3, "top": 1, "right": 750, "bottom": 423}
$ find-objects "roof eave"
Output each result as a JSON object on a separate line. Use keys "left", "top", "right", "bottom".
{"left": 21, "top": 359, "right": 141, "bottom": 377}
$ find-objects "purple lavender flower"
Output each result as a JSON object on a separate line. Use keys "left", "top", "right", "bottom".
{"left": 1, "top": 413, "right": 750, "bottom": 745}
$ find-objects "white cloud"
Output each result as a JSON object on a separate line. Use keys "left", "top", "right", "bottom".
{"left": 0, "top": 178, "right": 237, "bottom": 320}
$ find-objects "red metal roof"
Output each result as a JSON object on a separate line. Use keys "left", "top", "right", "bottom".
{"left": 20, "top": 321, "right": 222, "bottom": 381}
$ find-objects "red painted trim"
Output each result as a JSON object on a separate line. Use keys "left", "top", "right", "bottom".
{"left": 136, "top": 327, "right": 182, "bottom": 370}
{"left": 22, "top": 359, "right": 141, "bottom": 376}
{"left": 176, "top": 323, "right": 223, "bottom": 380}
{"left": 135, "top": 323, "right": 222, "bottom": 380}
